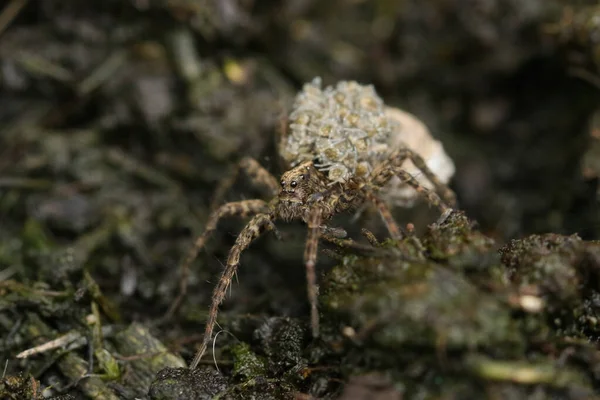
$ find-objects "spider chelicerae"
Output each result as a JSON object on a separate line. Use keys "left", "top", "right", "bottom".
{"left": 182, "top": 148, "right": 456, "bottom": 369}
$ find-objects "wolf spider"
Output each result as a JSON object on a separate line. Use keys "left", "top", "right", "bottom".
{"left": 181, "top": 148, "right": 456, "bottom": 369}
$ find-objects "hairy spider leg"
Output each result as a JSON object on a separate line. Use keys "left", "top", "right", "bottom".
{"left": 365, "top": 192, "right": 403, "bottom": 240}
{"left": 319, "top": 228, "right": 381, "bottom": 254}
{"left": 190, "top": 212, "right": 277, "bottom": 369}
{"left": 304, "top": 206, "right": 323, "bottom": 337}
{"left": 210, "top": 157, "right": 280, "bottom": 211}
{"left": 360, "top": 228, "right": 382, "bottom": 247}
{"left": 302, "top": 183, "right": 365, "bottom": 337}
{"left": 388, "top": 148, "right": 457, "bottom": 207}
{"left": 166, "top": 199, "right": 270, "bottom": 320}
{"left": 367, "top": 161, "right": 449, "bottom": 213}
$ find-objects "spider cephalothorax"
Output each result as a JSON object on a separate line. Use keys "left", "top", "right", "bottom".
{"left": 276, "top": 161, "right": 330, "bottom": 221}
{"left": 176, "top": 79, "right": 458, "bottom": 369}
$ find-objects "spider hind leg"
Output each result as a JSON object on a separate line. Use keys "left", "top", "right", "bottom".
{"left": 166, "top": 199, "right": 269, "bottom": 320}
{"left": 378, "top": 147, "right": 457, "bottom": 208}
{"left": 368, "top": 148, "right": 455, "bottom": 213}
{"left": 190, "top": 212, "right": 277, "bottom": 369}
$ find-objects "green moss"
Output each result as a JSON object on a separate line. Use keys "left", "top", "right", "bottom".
{"left": 323, "top": 253, "right": 521, "bottom": 352}
{"left": 0, "top": 373, "right": 44, "bottom": 400}
{"left": 230, "top": 342, "right": 267, "bottom": 380}
{"left": 499, "top": 233, "right": 583, "bottom": 299}
{"left": 499, "top": 233, "right": 600, "bottom": 337}
{"left": 149, "top": 367, "right": 227, "bottom": 400}
{"left": 423, "top": 211, "right": 498, "bottom": 270}
{"left": 315, "top": 211, "right": 599, "bottom": 396}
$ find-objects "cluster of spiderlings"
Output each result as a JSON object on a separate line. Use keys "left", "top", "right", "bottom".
{"left": 280, "top": 77, "right": 395, "bottom": 185}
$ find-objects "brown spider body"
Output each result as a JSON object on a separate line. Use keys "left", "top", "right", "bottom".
{"left": 185, "top": 153, "right": 453, "bottom": 370}
{"left": 276, "top": 161, "right": 364, "bottom": 222}
{"left": 176, "top": 79, "right": 458, "bottom": 370}
{"left": 278, "top": 162, "right": 329, "bottom": 220}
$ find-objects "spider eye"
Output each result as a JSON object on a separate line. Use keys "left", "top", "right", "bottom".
{"left": 290, "top": 181, "right": 297, "bottom": 188}
{"left": 280, "top": 180, "right": 285, "bottom": 187}
{"left": 299, "top": 174, "right": 305, "bottom": 180}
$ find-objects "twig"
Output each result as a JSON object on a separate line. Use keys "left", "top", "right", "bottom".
{"left": 0, "top": 0, "right": 28, "bottom": 37}
{"left": 16, "top": 326, "right": 115, "bottom": 359}
{"left": 16, "top": 331, "right": 82, "bottom": 359}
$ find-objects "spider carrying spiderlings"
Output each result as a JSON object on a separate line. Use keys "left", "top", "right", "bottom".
{"left": 180, "top": 78, "right": 458, "bottom": 369}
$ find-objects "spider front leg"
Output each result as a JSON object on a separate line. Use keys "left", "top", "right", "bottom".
{"left": 210, "top": 157, "right": 280, "bottom": 211}
{"left": 165, "top": 199, "right": 270, "bottom": 320}
{"left": 190, "top": 212, "right": 276, "bottom": 369}
{"left": 304, "top": 206, "right": 324, "bottom": 338}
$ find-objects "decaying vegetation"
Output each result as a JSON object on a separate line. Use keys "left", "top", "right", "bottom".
{"left": 1, "top": 1, "right": 600, "bottom": 399}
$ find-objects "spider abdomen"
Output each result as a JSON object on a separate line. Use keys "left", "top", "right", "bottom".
{"left": 280, "top": 78, "right": 456, "bottom": 207}
{"left": 280, "top": 78, "right": 392, "bottom": 185}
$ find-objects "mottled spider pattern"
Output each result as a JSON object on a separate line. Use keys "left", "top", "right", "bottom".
{"left": 184, "top": 149, "right": 456, "bottom": 369}
{"left": 176, "top": 79, "right": 458, "bottom": 369}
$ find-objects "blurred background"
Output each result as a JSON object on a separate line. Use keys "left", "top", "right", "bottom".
{"left": 1, "top": 0, "right": 600, "bottom": 396}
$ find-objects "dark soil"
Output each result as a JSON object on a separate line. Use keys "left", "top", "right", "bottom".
{"left": 1, "top": 1, "right": 600, "bottom": 399}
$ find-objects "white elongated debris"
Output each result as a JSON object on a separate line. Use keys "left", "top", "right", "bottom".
{"left": 380, "top": 106, "right": 455, "bottom": 207}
